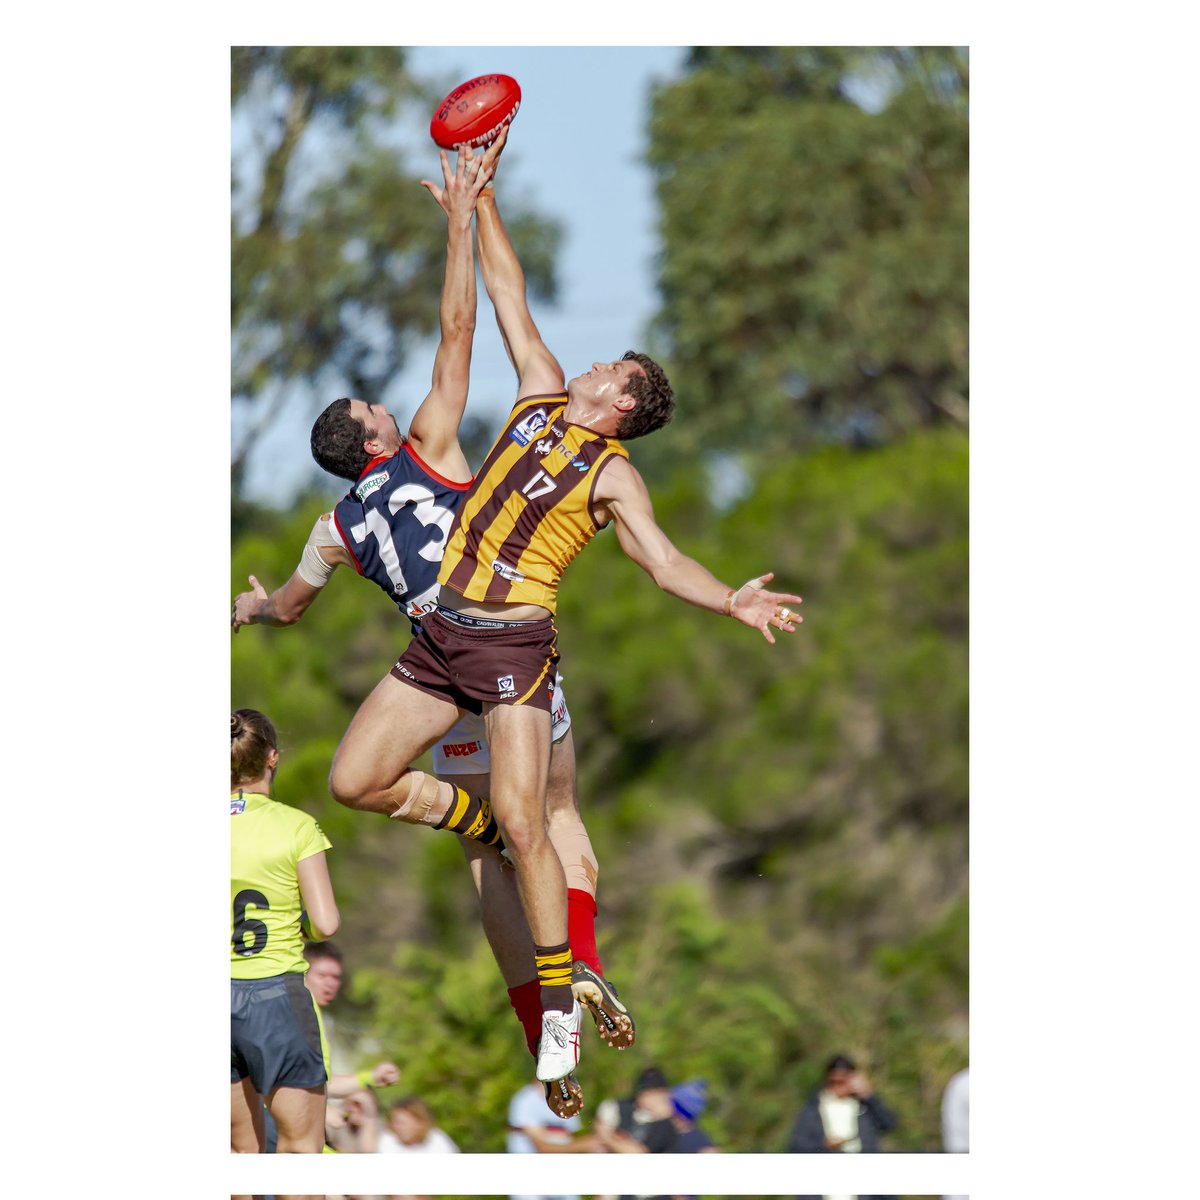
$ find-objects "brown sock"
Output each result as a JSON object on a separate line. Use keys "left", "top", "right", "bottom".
{"left": 535, "top": 941, "right": 574, "bottom": 1013}
{"left": 433, "top": 786, "right": 502, "bottom": 846}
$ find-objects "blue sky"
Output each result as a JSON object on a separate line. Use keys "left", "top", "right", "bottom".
{"left": 236, "top": 45, "right": 688, "bottom": 503}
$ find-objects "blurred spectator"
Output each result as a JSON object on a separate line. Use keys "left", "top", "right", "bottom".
{"left": 788, "top": 1054, "right": 897, "bottom": 1154}
{"left": 942, "top": 1066, "right": 969, "bottom": 1151}
{"left": 593, "top": 1066, "right": 680, "bottom": 1154}
{"left": 377, "top": 1096, "right": 459, "bottom": 1154}
{"left": 303, "top": 941, "right": 400, "bottom": 1091}
{"left": 507, "top": 1078, "right": 584, "bottom": 1200}
{"left": 669, "top": 1079, "right": 718, "bottom": 1153}
{"left": 942, "top": 1065, "right": 969, "bottom": 1200}
{"left": 326, "top": 1087, "right": 382, "bottom": 1155}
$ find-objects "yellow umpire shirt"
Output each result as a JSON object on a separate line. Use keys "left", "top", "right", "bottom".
{"left": 230, "top": 790, "right": 332, "bottom": 979}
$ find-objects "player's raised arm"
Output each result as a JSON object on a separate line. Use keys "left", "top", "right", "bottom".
{"left": 476, "top": 127, "right": 566, "bottom": 400}
{"left": 596, "top": 458, "right": 803, "bottom": 645}
{"left": 231, "top": 513, "right": 352, "bottom": 632}
{"left": 406, "top": 144, "right": 493, "bottom": 476}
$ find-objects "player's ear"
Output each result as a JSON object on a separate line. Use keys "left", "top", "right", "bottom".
{"left": 613, "top": 394, "right": 637, "bottom": 415}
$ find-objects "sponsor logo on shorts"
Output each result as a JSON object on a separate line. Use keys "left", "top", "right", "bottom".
{"left": 491, "top": 559, "right": 526, "bottom": 583}
{"left": 394, "top": 662, "right": 417, "bottom": 679}
{"left": 510, "top": 408, "right": 549, "bottom": 447}
{"left": 442, "top": 741, "right": 482, "bottom": 757}
{"left": 497, "top": 674, "right": 517, "bottom": 699}
{"left": 230, "top": 797, "right": 246, "bottom": 815}
{"left": 354, "top": 470, "right": 390, "bottom": 501}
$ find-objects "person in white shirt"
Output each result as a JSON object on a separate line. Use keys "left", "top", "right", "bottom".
{"left": 506, "top": 1079, "right": 582, "bottom": 1200}
{"left": 376, "top": 1096, "right": 459, "bottom": 1154}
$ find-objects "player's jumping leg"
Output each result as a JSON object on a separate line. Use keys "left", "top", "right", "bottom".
{"left": 546, "top": 730, "right": 635, "bottom": 1049}
{"left": 485, "top": 699, "right": 583, "bottom": 1113}
{"left": 329, "top": 674, "right": 502, "bottom": 846}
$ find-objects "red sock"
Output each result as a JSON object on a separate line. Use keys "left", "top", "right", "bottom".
{"left": 568, "top": 888, "right": 603, "bottom": 974}
{"left": 507, "top": 979, "right": 542, "bottom": 1058}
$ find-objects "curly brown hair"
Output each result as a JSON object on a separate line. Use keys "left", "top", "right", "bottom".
{"left": 310, "top": 397, "right": 371, "bottom": 483}
{"left": 615, "top": 351, "right": 675, "bottom": 441}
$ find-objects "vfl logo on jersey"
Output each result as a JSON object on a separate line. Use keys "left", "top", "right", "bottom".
{"left": 491, "top": 559, "right": 526, "bottom": 583}
{"left": 354, "top": 470, "right": 390, "bottom": 501}
{"left": 442, "top": 740, "right": 482, "bottom": 757}
{"left": 510, "top": 408, "right": 549, "bottom": 447}
{"left": 230, "top": 797, "right": 246, "bottom": 815}
{"left": 497, "top": 675, "right": 517, "bottom": 699}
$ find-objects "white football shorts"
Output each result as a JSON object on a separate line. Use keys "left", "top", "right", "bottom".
{"left": 432, "top": 671, "right": 571, "bottom": 775}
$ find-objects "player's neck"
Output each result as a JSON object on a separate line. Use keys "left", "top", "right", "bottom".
{"left": 563, "top": 396, "right": 619, "bottom": 438}
{"left": 232, "top": 778, "right": 273, "bottom": 797}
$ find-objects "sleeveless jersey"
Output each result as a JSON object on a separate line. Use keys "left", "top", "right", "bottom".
{"left": 230, "top": 790, "right": 332, "bottom": 979}
{"left": 331, "top": 444, "right": 473, "bottom": 631}
{"left": 438, "top": 395, "right": 629, "bottom": 612}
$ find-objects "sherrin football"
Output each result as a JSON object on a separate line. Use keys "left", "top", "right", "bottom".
{"left": 430, "top": 74, "right": 521, "bottom": 149}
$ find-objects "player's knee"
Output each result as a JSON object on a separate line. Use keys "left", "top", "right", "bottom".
{"left": 328, "top": 754, "right": 369, "bottom": 810}
{"left": 495, "top": 808, "right": 548, "bottom": 860}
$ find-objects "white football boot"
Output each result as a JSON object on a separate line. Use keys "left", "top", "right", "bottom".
{"left": 534, "top": 999, "right": 583, "bottom": 1084}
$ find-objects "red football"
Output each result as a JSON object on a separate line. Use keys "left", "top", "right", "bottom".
{"left": 430, "top": 74, "right": 521, "bottom": 149}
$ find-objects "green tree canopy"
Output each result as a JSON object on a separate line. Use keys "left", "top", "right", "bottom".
{"left": 231, "top": 47, "right": 561, "bottom": 497}
{"left": 643, "top": 47, "right": 968, "bottom": 464}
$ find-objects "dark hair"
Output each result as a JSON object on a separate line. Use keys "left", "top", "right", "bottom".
{"left": 615, "top": 350, "right": 675, "bottom": 441}
{"left": 303, "top": 940, "right": 343, "bottom": 965}
{"left": 311, "top": 397, "right": 371, "bottom": 482}
{"left": 635, "top": 1065, "right": 670, "bottom": 1092}
{"left": 231, "top": 708, "right": 277, "bottom": 788}
{"left": 825, "top": 1053, "right": 857, "bottom": 1075}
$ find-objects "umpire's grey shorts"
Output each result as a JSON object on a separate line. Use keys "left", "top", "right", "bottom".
{"left": 231, "top": 972, "right": 326, "bottom": 1094}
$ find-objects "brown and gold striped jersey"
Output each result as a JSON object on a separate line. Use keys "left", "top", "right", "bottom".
{"left": 438, "top": 394, "right": 629, "bottom": 612}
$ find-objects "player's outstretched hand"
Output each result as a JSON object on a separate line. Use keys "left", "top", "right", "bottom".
{"left": 728, "top": 572, "right": 803, "bottom": 645}
{"left": 420, "top": 143, "right": 493, "bottom": 222}
{"left": 479, "top": 122, "right": 509, "bottom": 184}
{"left": 232, "top": 574, "right": 268, "bottom": 633}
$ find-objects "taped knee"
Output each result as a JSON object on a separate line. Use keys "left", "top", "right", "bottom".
{"left": 389, "top": 771, "right": 448, "bottom": 825}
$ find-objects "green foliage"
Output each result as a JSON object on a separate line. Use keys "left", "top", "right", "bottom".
{"left": 231, "top": 47, "right": 561, "bottom": 495}
{"left": 231, "top": 429, "right": 967, "bottom": 1152}
{"left": 638, "top": 46, "right": 968, "bottom": 473}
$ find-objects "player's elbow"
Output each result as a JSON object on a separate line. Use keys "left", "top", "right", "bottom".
{"left": 310, "top": 904, "right": 340, "bottom": 940}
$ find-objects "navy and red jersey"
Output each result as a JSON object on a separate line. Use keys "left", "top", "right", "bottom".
{"left": 331, "top": 444, "right": 472, "bottom": 633}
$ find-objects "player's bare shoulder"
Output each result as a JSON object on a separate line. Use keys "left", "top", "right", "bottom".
{"left": 591, "top": 454, "right": 647, "bottom": 526}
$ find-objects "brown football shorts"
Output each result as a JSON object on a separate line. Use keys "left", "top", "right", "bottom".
{"left": 391, "top": 607, "right": 559, "bottom": 714}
